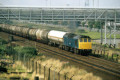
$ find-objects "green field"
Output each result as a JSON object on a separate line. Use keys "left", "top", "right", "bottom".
{"left": 76, "top": 31, "right": 120, "bottom": 39}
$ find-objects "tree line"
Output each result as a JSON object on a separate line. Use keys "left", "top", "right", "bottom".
{"left": 81, "top": 20, "right": 105, "bottom": 29}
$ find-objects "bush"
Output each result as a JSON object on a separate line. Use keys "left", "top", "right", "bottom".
{"left": 88, "top": 20, "right": 95, "bottom": 29}
{"left": 5, "top": 46, "right": 15, "bottom": 55}
{"left": 21, "top": 47, "right": 37, "bottom": 55}
{"left": 0, "top": 45, "right": 6, "bottom": 55}
{"left": 0, "top": 38, "right": 8, "bottom": 44}
{"left": 76, "top": 29, "right": 86, "bottom": 33}
{"left": 14, "top": 46, "right": 37, "bottom": 56}
{"left": 0, "top": 19, "right": 13, "bottom": 24}
{"left": 0, "top": 38, "right": 9, "bottom": 55}
{"left": 81, "top": 21, "right": 85, "bottom": 27}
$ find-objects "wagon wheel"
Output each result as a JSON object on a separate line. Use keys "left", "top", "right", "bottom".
{"left": 65, "top": 46, "right": 70, "bottom": 51}
{"left": 62, "top": 45, "right": 65, "bottom": 50}
{"left": 67, "top": 47, "right": 70, "bottom": 51}
{"left": 59, "top": 45, "right": 62, "bottom": 49}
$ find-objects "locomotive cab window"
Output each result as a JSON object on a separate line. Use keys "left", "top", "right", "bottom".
{"left": 80, "top": 38, "right": 83, "bottom": 42}
{"left": 84, "top": 38, "right": 87, "bottom": 42}
{"left": 88, "top": 38, "right": 91, "bottom": 42}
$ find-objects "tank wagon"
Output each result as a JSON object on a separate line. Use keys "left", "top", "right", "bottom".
{"left": 48, "top": 30, "right": 67, "bottom": 46}
{"left": 1, "top": 24, "right": 6, "bottom": 32}
{"left": 10, "top": 26, "right": 16, "bottom": 34}
{"left": 15, "top": 26, "right": 23, "bottom": 36}
{"left": 29, "top": 28, "right": 38, "bottom": 40}
{"left": 36, "top": 29, "right": 50, "bottom": 43}
{"left": 21, "top": 27, "right": 30, "bottom": 37}
{"left": 0, "top": 24, "right": 92, "bottom": 55}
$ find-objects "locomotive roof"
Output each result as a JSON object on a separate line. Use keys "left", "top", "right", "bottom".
{"left": 64, "top": 33, "right": 91, "bottom": 39}
{"left": 78, "top": 35, "right": 91, "bottom": 38}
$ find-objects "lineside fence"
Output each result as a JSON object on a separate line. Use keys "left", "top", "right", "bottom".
{"left": 92, "top": 44, "right": 120, "bottom": 63}
{"left": 15, "top": 54, "right": 74, "bottom": 80}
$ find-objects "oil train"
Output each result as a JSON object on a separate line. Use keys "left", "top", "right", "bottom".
{"left": 0, "top": 24, "right": 92, "bottom": 55}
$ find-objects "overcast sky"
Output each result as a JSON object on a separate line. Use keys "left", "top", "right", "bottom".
{"left": 0, "top": 0, "right": 120, "bottom": 8}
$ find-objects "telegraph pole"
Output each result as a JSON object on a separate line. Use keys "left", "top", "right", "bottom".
{"left": 114, "top": 10, "right": 116, "bottom": 48}
{"left": 100, "top": 21, "right": 103, "bottom": 44}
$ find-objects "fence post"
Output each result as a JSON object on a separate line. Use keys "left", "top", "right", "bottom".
{"left": 94, "top": 49, "right": 96, "bottom": 55}
{"left": 58, "top": 69, "right": 62, "bottom": 80}
{"left": 116, "top": 54, "right": 119, "bottom": 62}
{"left": 36, "top": 61, "right": 37, "bottom": 74}
{"left": 29, "top": 58, "right": 31, "bottom": 71}
{"left": 32, "top": 60, "right": 34, "bottom": 72}
{"left": 101, "top": 50, "right": 103, "bottom": 57}
{"left": 70, "top": 75, "right": 74, "bottom": 80}
{"left": 53, "top": 67, "right": 57, "bottom": 80}
{"left": 64, "top": 72, "right": 68, "bottom": 80}
{"left": 44, "top": 64, "right": 47, "bottom": 80}
{"left": 39, "top": 63, "right": 41, "bottom": 75}
{"left": 28, "top": 58, "right": 30, "bottom": 71}
{"left": 23, "top": 54, "right": 25, "bottom": 66}
{"left": 112, "top": 54, "right": 114, "bottom": 61}
{"left": 107, "top": 53, "right": 109, "bottom": 59}
{"left": 29, "top": 59, "right": 31, "bottom": 71}
{"left": 101, "top": 50, "right": 102, "bottom": 56}
{"left": 98, "top": 50, "right": 99, "bottom": 54}
{"left": 26, "top": 57, "right": 28, "bottom": 69}
{"left": 104, "top": 47, "right": 105, "bottom": 57}
{"left": 48, "top": 65, "right": 52, "bottom": 80}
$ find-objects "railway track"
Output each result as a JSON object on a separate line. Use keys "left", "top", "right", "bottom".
{"left": 24, "top": 41, "right": 120, "bottom": 77}
{"left": 26, "top": 40, "right": 120, "bottom": 72}
{"left": 0, "top": 32, "right": 120, "bottom": 78}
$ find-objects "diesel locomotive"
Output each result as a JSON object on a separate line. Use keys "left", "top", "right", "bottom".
{"left": 0, "top": 24, "right": 92, "bottom": 55}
